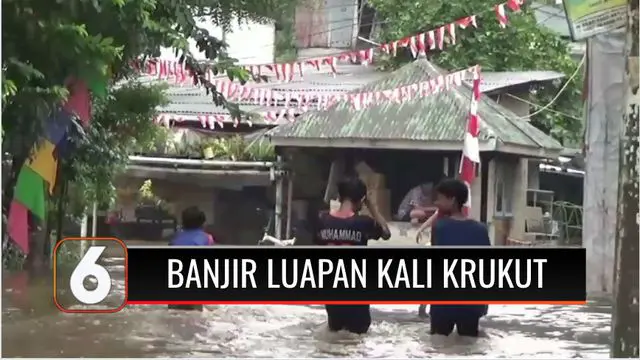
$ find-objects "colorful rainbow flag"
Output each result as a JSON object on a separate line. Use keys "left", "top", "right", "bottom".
{"left": 7, "top": 78, "right": 99, "bottom": 254}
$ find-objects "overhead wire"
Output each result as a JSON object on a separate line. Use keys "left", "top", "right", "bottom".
{"left": 508, "top": 53, "right": 585, "bottom": 121}
{"left": 504, "top": 93, "right": 583, "bottom": 122}
{"left": 354, "top": 30, "right": 584, "bottom": 123}
{"left": 165, "top": 1, "right": 583, "bottom": 124}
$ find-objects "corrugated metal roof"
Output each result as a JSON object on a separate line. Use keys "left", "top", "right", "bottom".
{"left": 533, "top": 2, "right": 572, "bottom": 37}
{"left": 475, "top": 71, "right": 564, "bottom": 93}
{"left": 268, "top": 59, "right": 563, "bottom": 151}
{"left": 136, "top": 64, "right": 385, "bottom": 125}
{"left": 133, "top": 61, "right": 564, "bottom": 128}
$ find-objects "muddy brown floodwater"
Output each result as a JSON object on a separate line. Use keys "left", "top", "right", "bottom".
{"left": 2, "top": 255, "right": 612, "bottom": 358}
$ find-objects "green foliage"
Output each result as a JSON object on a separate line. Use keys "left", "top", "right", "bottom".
{"left": 2, "top": 0, "right": 299, "bottom": 263}
{"left": 2, "top": 0, "right": 298, "bottom": 152}
{"left": 136, "top": 179, "right": 168, "bottom": 208}
{"left": 368, "top": 0, "right": 583, "bottom": 144}
{"left": 165, "top": 134, "right": 277, "bottom": 160}
{"left": 274, "top": 2, "right": 298, "bottom": 62}
{"left": 58, "top": 82, "right": 169, "bottom": 216}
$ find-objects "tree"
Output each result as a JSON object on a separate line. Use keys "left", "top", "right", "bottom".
{"left": 2, "top": 0, "right": 299, "bottom": 268}
{"left": 59, "top": 82, "right": 169, "bottom": 214}
{"left": 611, "top": 0, "right": 639, "bottom": 356}
{"left": 367, "top": 0, "right": 582, "bottom": 144}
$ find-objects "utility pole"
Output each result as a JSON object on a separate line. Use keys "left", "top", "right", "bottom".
{"left": 611, "top": 0, "right": 639, "bottom": 356}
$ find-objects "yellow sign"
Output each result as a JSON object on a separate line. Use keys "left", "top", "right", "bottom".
{"left": 563, "top": 0, "right": 626, "bottom": 40}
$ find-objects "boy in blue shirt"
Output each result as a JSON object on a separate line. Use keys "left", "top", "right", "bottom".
{"left": 170, "top": 206, "right": 213, "bottom": 246}
{"left": 430, "top": 179, "right": 490, "bottom": 337}
{"left": 168, "top": 206, "right": 212, "bottom": 311}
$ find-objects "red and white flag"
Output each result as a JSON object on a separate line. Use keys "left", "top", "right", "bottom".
{"left": 459, "top": 66, "right": 481, "bottom": 216}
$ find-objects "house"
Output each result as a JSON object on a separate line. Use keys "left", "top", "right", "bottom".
{"left": 268, "top": 58, "right": 564, "bottom": 245}
{"left": 538, "top": 156, "right": 584, "bottom": 243}
{"left": 113, "top": 60, "right": 567, "bottom": 245}
{"left": 107, "top": 6, "right": 569, "bottom": 245}
{"left": 107, "top": 16, "right": 279, "bottom": 242}
{"left": 110, "top": 62, "right": 384, "bottom": 244}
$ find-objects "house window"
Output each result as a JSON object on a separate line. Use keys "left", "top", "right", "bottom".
{"left": 495, "top": 162, "right": 515, "bottom": 216}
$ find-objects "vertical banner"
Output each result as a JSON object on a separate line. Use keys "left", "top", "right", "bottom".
{"left": 459, "top": 66, "right": 481, "bottom": 216}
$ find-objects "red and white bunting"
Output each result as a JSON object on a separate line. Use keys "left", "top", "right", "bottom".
{"left": 349, "top": 67, "right": 474, "bottom": 111}
{"left": 145, "top": 66, "right": 477, "bottom": 112}
{"left": 457, "top": 15, "right": 478, "bottom": 29}
{"left": 496, "top": 0, "right": 523, "bottom": 28}
{"left": 459, "top": 65, "right": 481, "bottom": 216}
{"left": 495, "top": 4, "right": 509, "bottom": 28}
{"left": 136, "top": 1, "right": 519, "bottom": 84}
{"left": 141, "top": 66, "right": 478, "bottom": 115}
{"left": 507, "top": 0, "right": 524, "bottom": 12}
{"left": 154, "top": 66, "right": 479, "bottom": 129}
{"left": 154, "top": 107, "right": 303, "bottom": 128}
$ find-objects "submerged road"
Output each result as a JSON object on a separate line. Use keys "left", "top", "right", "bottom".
{"left": 2, "top": 254, "right": 611, "bottom": 358}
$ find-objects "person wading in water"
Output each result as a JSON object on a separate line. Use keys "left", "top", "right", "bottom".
{"left": 429, "top": 179, "right": 490, "bottom": 337}
{"left": 168, "top": 206, "right": 214, "bottom": 311}
{"left": 313, "top": 177, "right": 391, "bottom": 334}
{"left": 414, "top": 189, "right": 450, "bottom": 318}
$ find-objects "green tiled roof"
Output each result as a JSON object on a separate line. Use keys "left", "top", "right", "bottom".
{"left": 269, "top": 59, "right": 563, "bottom": 153}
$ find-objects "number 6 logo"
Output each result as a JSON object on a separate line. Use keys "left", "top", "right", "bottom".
{"left": 70, "top": 246, "right": 111, "bottom": 305}
{"left": 53, "top": 238, "right": 128, "bottom": 313}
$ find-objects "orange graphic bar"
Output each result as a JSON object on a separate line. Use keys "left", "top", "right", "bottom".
{"left": 127, "top": 300, "right": 586, "bottom": 305}
{"left": 53, "top": 237, "right": 129, "bottom": 314}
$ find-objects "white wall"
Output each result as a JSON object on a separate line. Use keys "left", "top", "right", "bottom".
{"left": 159, "top": 17, "right": 275, "bottom": 65}
{"left": 326, "top": 0, "right": 358, "bottom": 48}
{"left": 223, "top": 20, "right": 275, "bottom": 64}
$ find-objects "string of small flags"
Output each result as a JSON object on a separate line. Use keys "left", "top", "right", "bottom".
{"left": 153, "top": 65, "right": 479, "bottom": 128}
{"left": 138, "top": 0, "right": 521, "bottom": 85}
{"left": 152, "top": 65, "right": 477, "bottom": 114}
{"left": 153, "top": 108, "right": 301, "bottom": 129}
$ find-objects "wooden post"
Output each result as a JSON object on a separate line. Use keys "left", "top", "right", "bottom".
{"left": 274, "top": 156, "right": 284, "bottom": 239}
{"left": 91, "top": 202, "right": 98, "bottom": 237}
{"left": 286, "top": 175, "right": 294, "bottom": 239}
{"left": 79, "top": 211, "right": 88, "bottom": 255}
{"left": 324, "top": 158, "right": 345, "bottom": 204}
{"left": 611, "top": 0, "right": 639, "bottom": 357}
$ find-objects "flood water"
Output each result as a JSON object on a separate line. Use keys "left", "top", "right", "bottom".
{"left": 2, "top": 253, "right": 612, "bottom": 358}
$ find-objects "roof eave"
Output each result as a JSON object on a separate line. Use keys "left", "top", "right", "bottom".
{"left": 495, "top": 142, "right": 563, "bottom": 158}
{"left": 270, "top": 136, "right": 562, "bottom": 159}
{"left": 476, "top": 77, "right": 566, "bottom": 95}
{"left": 270, "top": 137, "right": 500, "bottom": 152}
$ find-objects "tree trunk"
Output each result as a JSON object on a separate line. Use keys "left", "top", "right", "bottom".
{"left": 24, "top": 216, "right": 48, "bottom": 275}
{"left": 611, "top": 0, "right": 639, "bottom": 357}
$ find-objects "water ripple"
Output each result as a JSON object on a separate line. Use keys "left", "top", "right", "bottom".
{"left": 2, "top": 271, "right": 611, "bottom": 358}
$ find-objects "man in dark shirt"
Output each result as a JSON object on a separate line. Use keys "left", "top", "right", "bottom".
{"left": 314, "top": 177, "right": 391, "bottom": 334}
{"left": 429, "top": 179, "right": 491, "bottom": 337}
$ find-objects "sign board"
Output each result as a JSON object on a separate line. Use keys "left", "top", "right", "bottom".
{"left": 563, "top": 0, "right": 626, "bottom": 40}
